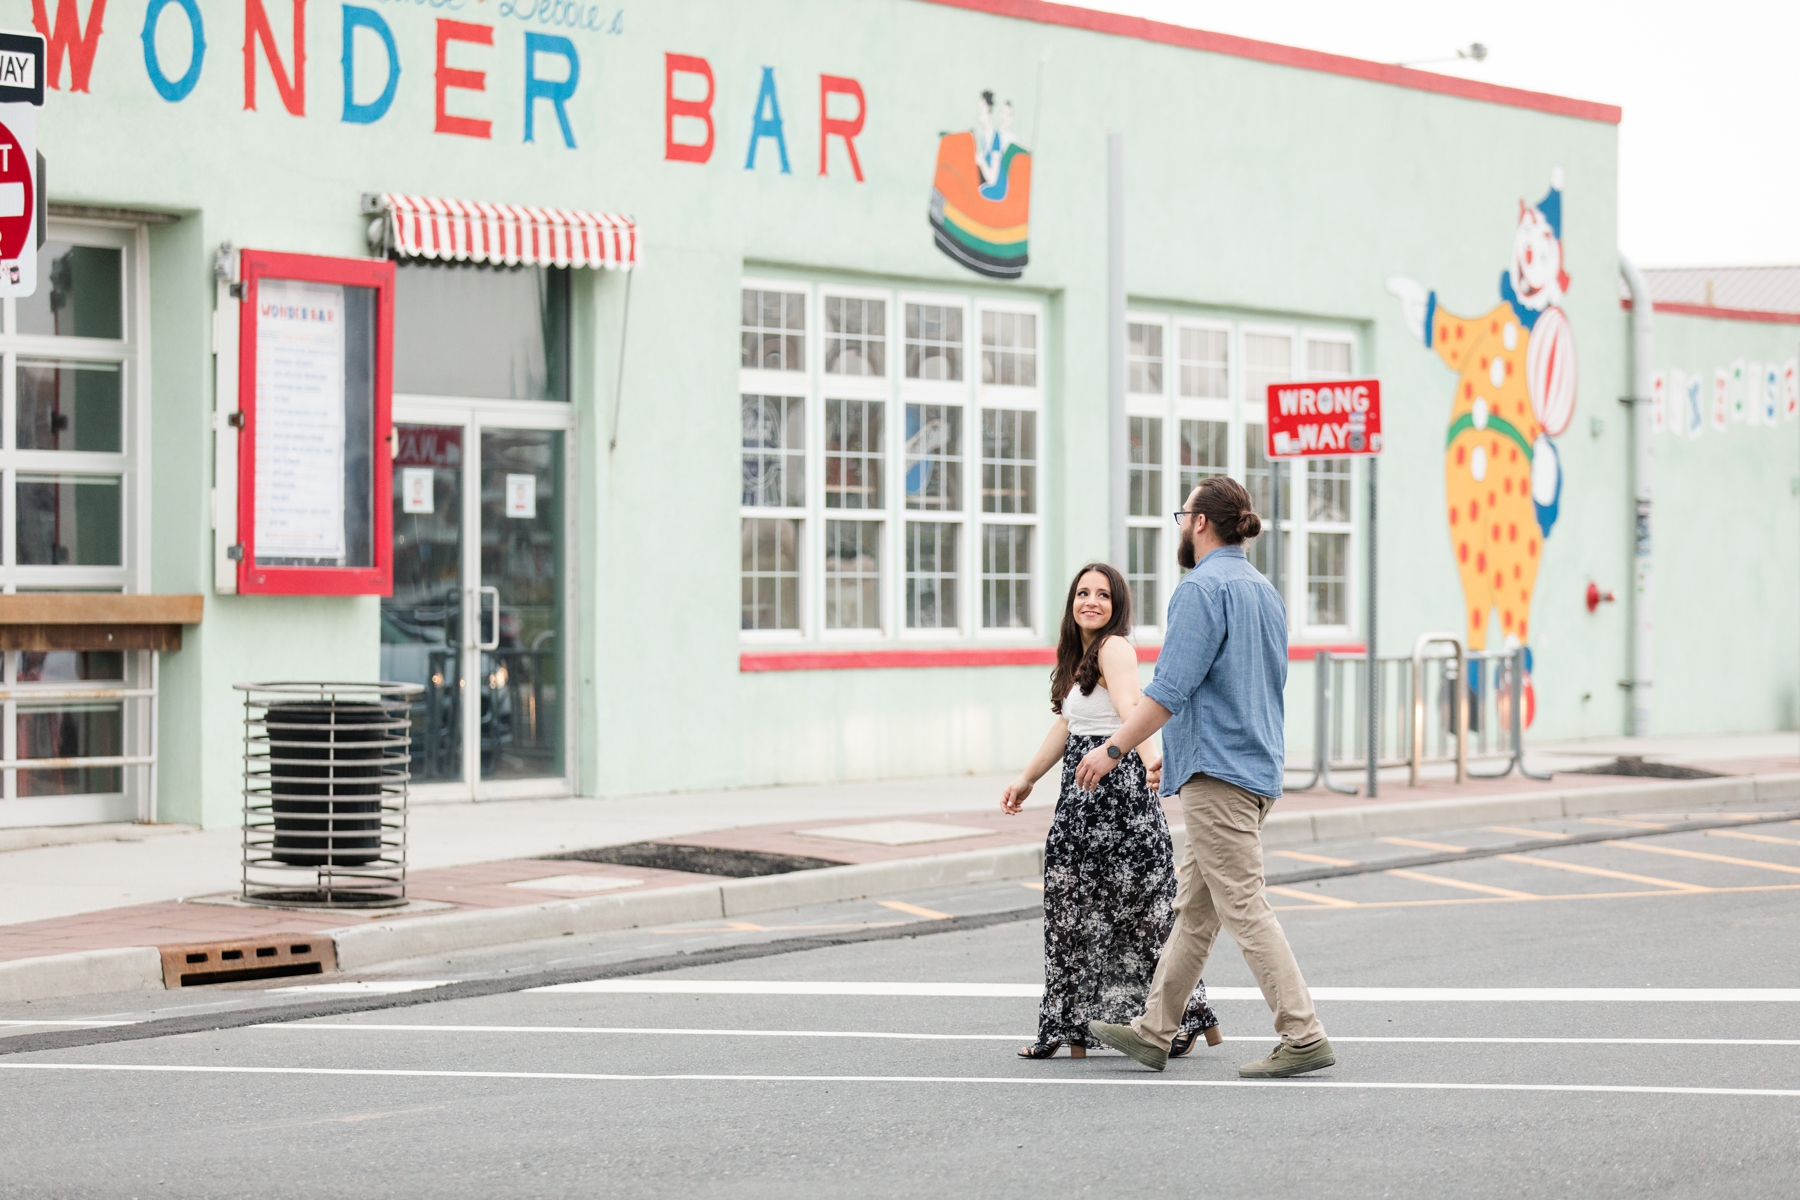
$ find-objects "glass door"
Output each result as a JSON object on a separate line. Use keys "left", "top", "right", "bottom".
{"left": 384, "top": 411, "right": 570, "bottom": 800}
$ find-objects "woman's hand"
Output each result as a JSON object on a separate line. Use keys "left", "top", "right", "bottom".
{"left": 1001, "top": 777, "right": 1033, "bottom": 815}
{"left": 1144, "top": 751, "right": 1163, "bottom": 793}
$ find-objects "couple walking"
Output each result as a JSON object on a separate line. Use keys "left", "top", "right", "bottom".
{"left": 1002, "top": 475, "right": 1335, "bottom": 1078}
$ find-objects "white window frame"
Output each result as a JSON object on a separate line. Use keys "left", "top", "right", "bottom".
{"left": 1296, "top": 328, "right": 1359, "bottom": 638}
{"left": 1124, "top": 311, "right": 1170, "bottom": 635}
{"left": 0, "top": 219, "right": 153, "bottom": 825}
{"left": 896, "top": 290, "right": 971, "bottom": 641}
{"left": 974, "top": 298, "right": 1044, "bottom": 641}
{"left": 739, "top": 276, "right": 816, "bottom": 642}
{"left": 740, "top": 280, "right": 1047, "bottom": 646}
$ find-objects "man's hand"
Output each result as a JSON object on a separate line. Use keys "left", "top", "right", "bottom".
{"left": 1144, "top": 751, "right": 1163, "bottom": 793}
{"left": 1074, "top": 744, "right": 1119, "bottom": 791}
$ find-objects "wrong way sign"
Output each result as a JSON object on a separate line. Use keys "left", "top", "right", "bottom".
{"left": 1265, "top": 377, "right": 1383, "bottom": 457}
{"left": 0, "top": 30, "right": 43, "bottom": 300}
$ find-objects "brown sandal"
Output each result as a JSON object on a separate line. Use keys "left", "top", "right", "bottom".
{"left": 1018, "top": 1041, "right": 1088, "bottom": 1059}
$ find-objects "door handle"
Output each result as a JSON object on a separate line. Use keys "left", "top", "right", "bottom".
{"left": 476, "top": 586, "right": 501, "bottom": 650}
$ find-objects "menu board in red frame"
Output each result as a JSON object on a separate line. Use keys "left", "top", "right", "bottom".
{"left": 235, "top": 250, "right": 395, "bottom": 595}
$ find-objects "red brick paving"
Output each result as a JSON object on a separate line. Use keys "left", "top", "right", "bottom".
{"left": 3, "top": 755, "right": 1792, "bottom": 967}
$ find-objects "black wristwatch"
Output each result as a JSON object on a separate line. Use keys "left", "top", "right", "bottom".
{"left": 1106, "top": 743, "right": 1123, "bottom": 760}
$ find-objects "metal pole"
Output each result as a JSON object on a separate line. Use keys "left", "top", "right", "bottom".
{"left": 1106, "top": 131, "right": 1128, "bottom": 570}
{"left": 1271, "top": 462, "right": 1284, "bottom": 599}
{"left": 1366, "top": 456, "right": 1379, "bottom": 799}
{"left": 1620, "top": 255, "right": 1655, "bottom": 737}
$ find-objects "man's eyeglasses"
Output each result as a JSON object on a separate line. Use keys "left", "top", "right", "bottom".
{"left": 1172, "top": 509, "right": 1204, "bottom": 525}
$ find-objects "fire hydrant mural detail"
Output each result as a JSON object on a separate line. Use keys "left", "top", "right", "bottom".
{"left": 1387, "top": 167, "right": 1577, "bottom": 727}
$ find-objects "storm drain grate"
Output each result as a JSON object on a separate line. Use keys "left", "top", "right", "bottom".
{"left": 540, "top": 842, "right": 848, "bottom": 878}
{"left": 158, "top": 938, "right": 337, "bottom": 988}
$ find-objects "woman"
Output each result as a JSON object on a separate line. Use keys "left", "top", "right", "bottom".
{"left": 1002, "top": 563, "right": 1221, "bottom": 1059}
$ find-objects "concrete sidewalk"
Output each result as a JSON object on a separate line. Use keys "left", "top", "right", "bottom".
{"left": 1, "top": 732, "right": 1795, "bottom": 1002}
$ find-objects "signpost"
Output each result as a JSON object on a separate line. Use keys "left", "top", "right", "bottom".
{"left": 0, "top": 30, "right": 44, "bottom": 300}
{"left": 1265, "top": 377, "right": 1384, "bottom": 797}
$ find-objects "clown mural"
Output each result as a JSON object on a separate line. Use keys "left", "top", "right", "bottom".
{"left": 1386, "top": 167, "right": 1579, "bottom": 727}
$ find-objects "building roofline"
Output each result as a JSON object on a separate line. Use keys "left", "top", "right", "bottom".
{"left": 915, "top": 0, "right": 1623, "bottom": 126}
{"left": 1620, "top": 298, "right": 1800, "bottom": 327}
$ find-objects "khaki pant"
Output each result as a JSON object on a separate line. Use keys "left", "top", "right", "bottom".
{"left": 1131, "top": 774, "right": 1326, "bottom": 1049}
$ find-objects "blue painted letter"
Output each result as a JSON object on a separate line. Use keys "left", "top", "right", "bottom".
{"left": 743, "top": 66, "right": 790, "bottom": 173}
{"left": 523, "top": 33, "right": 579, "bottom": 148}
{"left": 341, "top": 6, "right": 400, "bottom": 125}
{"left": 140, "top": 0, "right": 206, "bottom": 103}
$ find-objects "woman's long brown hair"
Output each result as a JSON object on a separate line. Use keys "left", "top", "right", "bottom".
{"left": 1050, "top": 563, "right": 1132, "bottom": 713}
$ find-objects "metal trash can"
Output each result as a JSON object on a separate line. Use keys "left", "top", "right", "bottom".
{"left": 238, "top": 682, "right": 421, "bottom": 909}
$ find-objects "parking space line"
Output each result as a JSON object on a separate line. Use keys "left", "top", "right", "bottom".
{"left": 260, "top": 1025, "right": 1800, "bottom": 1046}
{"left": 1271, "top": 850, "right": 1359, "bottom": 866}
{"left": 1614, "top": 842, "right": 1800, "bottom": 876}
{"left": 1266, "top": 885, "right": 1358, "bottom": 907}
{"left": 1484, "top": 826, "right": 1571, "bottom": 840}
{"left": 649, "top": 922, "right": 909, "bottom": 934}
{"left": 7, "top": 1062, "right": 1800, "bottom": 1099}
{"left": 1270, "top": 882, "right": 1800, "bottom": 912}
{"left": 1381, "top": 837, "right": 1469, "bottom": 853}
{"left": 877, "top": 901, "right": 953, "bottom": 920}
{"left": 1706, "top": 829, "right": 1800, "bottom": 847}
{"left": 1384, "top": 869, "right": 1537, "bottom": 898}
{"left": 0, "top": 1019, "right": 134, "bottom": 1029}
{"left": 1498, "top": 854, "right": 1705, "bottom": 891}
{"left": 1584, "top": 817, "right": 1671, "bottom": 830}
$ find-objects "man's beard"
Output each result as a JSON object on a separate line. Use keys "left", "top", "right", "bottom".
{"left": 1177, "top": 533, "right": 1197, "bottom": 571}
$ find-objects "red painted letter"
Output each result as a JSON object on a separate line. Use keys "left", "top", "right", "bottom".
{"left": 31, "top": 0, "right": 106, "bottom": 93}
{"left": 435, "top": 20, "right": 492, "bottom": 138}
{"left": 818, "top": 74, "right": 865, "bottom": 181}
{"left": 243, "top": 0, "right": 306, "bottom": 115}
{"left": 663, "top": 52, "right": 713, "bottom": 163}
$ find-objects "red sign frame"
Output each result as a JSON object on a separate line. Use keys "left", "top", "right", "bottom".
{"left": 236, "top": 249, "right": 395, "bottom": 596}
{"left": 1265, "top": 377, "right": 1383, "bottom": 458}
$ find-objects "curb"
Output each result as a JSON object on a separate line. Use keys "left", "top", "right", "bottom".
{"left": 0, "top": 946, "right": 163, "bottom": 1003}
{"left": 333, "top": 843, "right": 1046, "bottom": 972}
{"left": 4, "top": 771, "right": 1796, "bottom": 1002}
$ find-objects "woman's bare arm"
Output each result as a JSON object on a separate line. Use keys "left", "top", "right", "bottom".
{"left": 1002, "top": 715, "right": 1070, "bottom": 814}
{"left": 1097, "top": 635, "right": 1163, "bottom": 791}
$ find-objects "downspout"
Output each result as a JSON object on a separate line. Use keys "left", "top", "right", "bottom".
{"left": 1106, "top": 132, "right": 1128, "bottom": 570}
{"left": 1620, "top": 254, "right": 1654, "bottom": 737}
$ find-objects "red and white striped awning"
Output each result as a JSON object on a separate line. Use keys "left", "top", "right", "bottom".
{"left": 380, "top": 193, "right": 638, "bottom": 270}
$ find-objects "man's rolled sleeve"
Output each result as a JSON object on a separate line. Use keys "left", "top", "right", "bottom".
{"left": 1142, "top": 581, "right": 1226, "bottom": 717}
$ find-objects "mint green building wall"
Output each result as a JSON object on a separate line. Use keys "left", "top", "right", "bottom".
{"left": 20, "top": 0, "right": 1691, "bottom": 822}
{"left": 1644, "top": 312, "right": 1800, "bottom": 734}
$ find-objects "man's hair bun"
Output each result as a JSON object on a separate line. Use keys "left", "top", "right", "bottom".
{"left": 1188, "top": 476, "right": 1262, "bottom": 545}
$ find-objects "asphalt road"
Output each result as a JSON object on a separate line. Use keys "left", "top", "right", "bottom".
{"left": 4, "top": 805, "right": 1800, "bottom": 1198}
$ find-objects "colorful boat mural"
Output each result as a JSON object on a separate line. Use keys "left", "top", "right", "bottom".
{"left": 1387, "top": 168, "right": 1579, "bottom": 728}
{"left": 929, "top": 92, "right": 1032, "bottom": 280}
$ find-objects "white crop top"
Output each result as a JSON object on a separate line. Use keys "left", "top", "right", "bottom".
{"left": 1062, "top": 680, "right": 1123, "bottom": 737}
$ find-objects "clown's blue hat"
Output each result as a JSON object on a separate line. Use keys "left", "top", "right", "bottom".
{"left": 1535, "top": 165, "right": 1564, "bottom": 239}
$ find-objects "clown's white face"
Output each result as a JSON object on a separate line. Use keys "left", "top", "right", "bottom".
{"left": 1509, "top": 203, "right": 1564, "bottom": 311}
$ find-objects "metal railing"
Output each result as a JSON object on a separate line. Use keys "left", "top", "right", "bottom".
{"left": 1289, "top": 641, "right": 1544, "bottom": 794}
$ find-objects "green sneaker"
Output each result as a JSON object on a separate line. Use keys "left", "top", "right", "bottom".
{"left": 1087, "top": 1020, "right": 1168, "bottom": 1072}
{"left": 1239, "top": 1036, "right": 1336, "bottom": 1078}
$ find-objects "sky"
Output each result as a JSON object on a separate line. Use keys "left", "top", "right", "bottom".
{"left": 1080, "top": 0, "right": 1799, "bottom": 268}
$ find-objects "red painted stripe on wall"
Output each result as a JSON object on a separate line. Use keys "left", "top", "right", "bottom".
{"left": 1619, "top": 298, "right": 1800, "bottom": 327}
{"left": 911, "top": 0, "right": 1621, "bottom": 125}
{"left": 739, "top": 643, "right": 1367, "bottom": 672}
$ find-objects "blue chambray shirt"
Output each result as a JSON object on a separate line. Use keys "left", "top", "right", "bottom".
{"left": 1142, "top": 545, "right": 1288, "bottom": 799}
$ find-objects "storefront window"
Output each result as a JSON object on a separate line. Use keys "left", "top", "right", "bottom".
{"left": 393, "top": 263, "right": 570, "bottom": 402}
{"left": 741, "top": 279, "right": 1042, "bottom": 641}
{"left": 0, "top": 225, "right": 146, "bottom": 824}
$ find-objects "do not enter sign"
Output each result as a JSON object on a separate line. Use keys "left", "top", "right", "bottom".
{"left": 1266, "top": 377, "right": 1383, "bottom": 457}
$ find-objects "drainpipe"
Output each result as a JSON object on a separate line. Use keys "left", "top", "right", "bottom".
{"left": 1620, "top": 254, "right": 1654, "bottom": 737}
{"left": 1106, "top": 132, "right": 1128, "bottom": 570}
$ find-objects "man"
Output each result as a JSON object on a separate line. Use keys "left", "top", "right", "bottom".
{"left": 1081, "top": 476, "right": 1334, "bottom": 1078}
